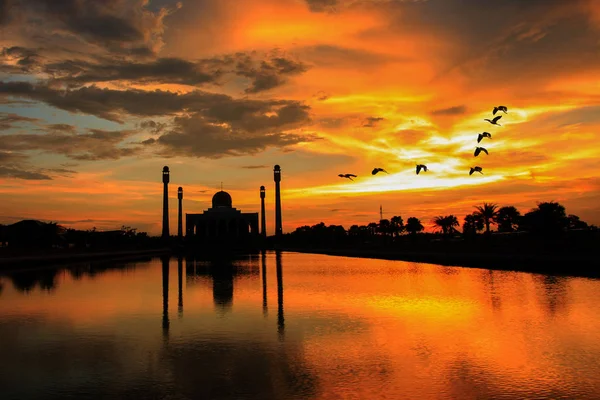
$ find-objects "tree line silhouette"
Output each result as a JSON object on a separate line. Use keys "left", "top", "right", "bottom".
{"left": 281, "top": 201, "right": 598, "bottom": 257}
{"left": 0, "top": 220, "right": 158, "bottom": 253}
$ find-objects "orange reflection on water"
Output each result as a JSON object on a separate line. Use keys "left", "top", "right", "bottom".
{"left": 1, "top": 252, "right": 599, "bottom": 399}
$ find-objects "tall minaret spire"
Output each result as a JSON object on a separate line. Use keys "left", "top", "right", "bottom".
{"left": 162, "top": 166, "right": 170, "bottom": 239}
{"left": 380, "top": 204, "right": 383, "bottom": 221}
{"left": 260, "top": 186, "right": 266, "bottom": 238}
{"left": 274, "top": 165, "right": 283, "bottom": 237}
{"left": 177, "top": 187, "right": 183, "bottom": 240}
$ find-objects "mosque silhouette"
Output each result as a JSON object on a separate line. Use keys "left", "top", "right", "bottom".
{"left": 161, "top": 165, "right": 283, "bottom": 249}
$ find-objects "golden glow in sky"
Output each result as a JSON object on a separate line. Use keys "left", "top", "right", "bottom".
{"left": 1, "top": 0, "right": 600, "bottom": 234}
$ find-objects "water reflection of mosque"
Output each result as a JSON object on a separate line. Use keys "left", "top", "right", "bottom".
{"left": 158, "top": 253, "right": 308, "bottom": 400}
{"left": 160, "top": 251, "right": 285, "bottom": 338}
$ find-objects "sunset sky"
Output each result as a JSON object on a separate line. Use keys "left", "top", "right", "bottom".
{"left": 1, "top": 0, "right": 600, "bottom": 235}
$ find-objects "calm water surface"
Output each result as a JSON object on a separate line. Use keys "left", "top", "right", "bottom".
{"left": 1, "top": 252, "right": 599, "bottom": 399}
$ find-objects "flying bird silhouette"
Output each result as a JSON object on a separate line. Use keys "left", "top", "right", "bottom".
{"left": 469, "top": 166, "right": 483, "bottom": 175}
{"left": 493, "top": 106, "right": 508, "bottom": 115}
{"left": 474, "top": 147, "right": 489, "bottom": 157}
{"left": 484, "top": 116, "right": 502, "bottom": 126}
{"left": 416, "top": 164, "right": 428, "bottom": 175}
{"left": 338, "top": 174, "right": 357, "bottom": 181}
{"left": 372, "top": 168, "right": 388, "bottom": 175}
{"left": 477, "top": 132, "right": 492, "bottom": 143}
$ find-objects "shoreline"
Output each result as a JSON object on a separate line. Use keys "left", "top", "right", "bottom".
{"left": 0, "top": 248, "right": 171, "bottom": 272}
{"left": 281, "top": 247, "right": 600, "bottom": 279}
{"left": 1, "top": 246, "right": 598, "bottom": 279}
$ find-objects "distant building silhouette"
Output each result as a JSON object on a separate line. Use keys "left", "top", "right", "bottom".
{"left": 162, "top": 166, "right": 170, "bottom": 239}
{"left": 178, "top": 187, "right": 183, "bottom": 240}
{"left": 185, "top": 191, "right": 259, "bottom": 248}
{"left": 260, "top": 186, "right": 266, "bottom": 238}
{"left": 274, "top": 165, "right": 283, "bottom": 237}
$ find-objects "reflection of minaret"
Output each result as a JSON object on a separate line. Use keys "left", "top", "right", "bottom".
{"left": 178, "top": 257, "right": 183, "bottom": 318}
{"left": 276, "top": 251, "right": 284, "bottom": 339}
{"left": 162, "top": 166, "right": 170, "bottom": 239}
{"left": 261, "top": 251, "right": 268, "bottom": 317}
{"left": 161, "top": 256, "right": 170, "bottom": 335}
{"left": 177, "top": 187, "right": 183, "bottom": 240}
{"left": 260, "top": 186, "right": 267, "bottom": 239}
{"left": 274, "top": 165, "right": 282, "bottom": 237}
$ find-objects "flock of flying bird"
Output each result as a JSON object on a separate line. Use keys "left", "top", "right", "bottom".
{"left": 338, "top": 105, "right": 509, "bottom": 182}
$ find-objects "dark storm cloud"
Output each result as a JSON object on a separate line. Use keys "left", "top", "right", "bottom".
{"left": 430, "top": 105, "right": 467, "bottom": 116}
{"left": 156, "top": 125, "right": 316, "bottom": 159}
{"left": 0, "top": 127, "right": 140, "bottom": 161}
{"left": 1, "top": 60, "right": 311, "bottom": 117}
{"left": 234, "top": 53, "right": 309, "bottom": 93}
{"left": 155, "top": 107, "right": 317, "bottom": 158}
{"left": 201, "top": 102, "right": 311, "bottom": 133}
{"left": 45, "top": 57, "right": 225, "bottom": 86}
{"left": 0, "top": 81, "right": 314, "bottom": 158}
{"left": 1, "top": 49, "right": 309, "bottom": 93}
{"left": 1, "top": 0, "right": 181, "bottom": 55}
{"left": 0, "top": 46, "right": 42, "bottom": 73}
{"left": 362, "top": 116, "right": 384, "bottom": 127}
{"left": 0, "top": 81, "right": 228, "bottom": 122}
{"left": 139, "top": 120, "right": 167, "bottom": 134}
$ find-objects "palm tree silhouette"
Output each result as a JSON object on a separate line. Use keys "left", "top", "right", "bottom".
{"left": 367, "top": 222, "right": 379, "bottom": 236}
{"left": 378, "top": 219, "right": 392, "bottom": 237}
{"left": 390, "top": 216, "right": 404, "bottom": 237}
{"left": 463, "top": 213, "right": 484, "bottom": 235}
{"left": 432, "top": 215, "right": 459, "bottom": 236}
{"left": 474, "top": 203, "right": 499, "bottom": 234}
{"left": 497, "top": 206, "right": 521, "bottom": 232}
{"left": 405, "top": 217, "right": 424, "bottom": 236}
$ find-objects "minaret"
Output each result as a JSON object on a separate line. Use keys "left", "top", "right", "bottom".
{"left": 276, "top": 250, "right": 284, "bottom": 339}
{"left": 162, "top": 166, "right": 170, "bottom": 239}
{"left": 261, "top": 251, "right": 268, "bottom": 317}
{"left": 260, "top": 186, "right": 266, "bottom": 238}
{"left": 177, "top": 187, "right": 183, "bottom": 240}
{"left": 177, "top": 256, "right": 183, "bottom": 318}
{"left": 161, "top": 255, "right": 170, "bottom": 335}
{"left": 273, "top": 165, "right": 282, "bottom": 237}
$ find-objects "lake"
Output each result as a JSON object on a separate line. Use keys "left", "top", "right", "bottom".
{"left": 1, "top": 251, "right": 599, "bottom": 399}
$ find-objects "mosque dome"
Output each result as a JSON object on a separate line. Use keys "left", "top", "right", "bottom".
{"left": 212, "top": 191, "right": 233, "bottom": 208}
